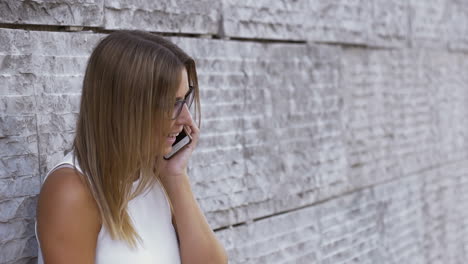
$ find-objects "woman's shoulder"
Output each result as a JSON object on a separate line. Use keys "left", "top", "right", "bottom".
{"left": 39, "top": 167, "right": 97, "bottom": 210}
{"left": 38, "top": 167, "right": 101, "bottom": 227}
{"left": 36, "top": 167, "right": 101, "bottom": 262}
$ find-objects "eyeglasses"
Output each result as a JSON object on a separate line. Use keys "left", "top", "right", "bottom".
{"left": 171, "top": 85, "right": 194, "bottom": 120}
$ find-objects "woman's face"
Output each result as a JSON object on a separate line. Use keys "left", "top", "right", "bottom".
{"left": 163, "top": 68, "right": 191, "bottom": 155}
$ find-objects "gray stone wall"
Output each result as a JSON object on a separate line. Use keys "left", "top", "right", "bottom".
{"left": 1, "top": 0, "right": 468, "bottom": 263}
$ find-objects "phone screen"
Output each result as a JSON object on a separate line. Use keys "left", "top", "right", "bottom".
{"left": 173, "top": 129, "right": 188, "bottom": 145}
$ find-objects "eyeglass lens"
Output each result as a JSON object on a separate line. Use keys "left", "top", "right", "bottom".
{"left": 172, "top": 87, "right": 194, "bottom": 119}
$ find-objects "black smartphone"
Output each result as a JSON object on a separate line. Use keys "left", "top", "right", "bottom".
{"left": 163, "top": 127, "right": 192, "bottom": 160}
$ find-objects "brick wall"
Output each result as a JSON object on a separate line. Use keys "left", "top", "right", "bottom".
{"left": 1, "top": 0, "right": 468, "bottom": 263}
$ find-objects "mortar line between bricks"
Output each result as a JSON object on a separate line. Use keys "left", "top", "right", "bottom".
{"left": 32, "top": 69, "right": 42, "bottom": 185}
{"left": 0, "top": 23, "right": 308, "bottom": 45}
{"left": 213, "top": 157, "right": 468, "bottom": 231}
{"left": 216, "top": 36, "right": 306, "bottom": 45}
{"left": 0, "top": 23, "right": 306, "bottom": 43}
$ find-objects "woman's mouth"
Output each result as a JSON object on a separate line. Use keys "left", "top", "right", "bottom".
{"left": 167, "top": 132, "right": 179, "bottom": 144}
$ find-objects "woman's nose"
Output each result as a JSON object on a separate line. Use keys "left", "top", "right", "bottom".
{"left": 176, "top": 103, "right": 191, "bottom": 123}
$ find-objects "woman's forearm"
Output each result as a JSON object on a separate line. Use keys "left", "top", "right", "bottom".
{"left": 161, "top": 173, "right": 228, "bottom": 264}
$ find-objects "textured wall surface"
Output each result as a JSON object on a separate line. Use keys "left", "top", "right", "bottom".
{"left": 1, "top": 0, "right": 468, "bottom": 263}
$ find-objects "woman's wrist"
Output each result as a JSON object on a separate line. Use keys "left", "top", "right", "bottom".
{"left": 160, "top": 170, "right": 189, "bottom": 192}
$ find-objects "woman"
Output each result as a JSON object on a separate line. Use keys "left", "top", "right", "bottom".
{"left": 35, "top": 30, "right": 228, "bottom": 264}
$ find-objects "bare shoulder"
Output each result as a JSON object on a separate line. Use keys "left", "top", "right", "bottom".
{"left": 37, "top": 167, "right": 101, "bottom": 264}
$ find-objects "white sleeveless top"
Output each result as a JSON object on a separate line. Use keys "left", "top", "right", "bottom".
{"left": 35, "top": 151, "right": 181, "bottom": 264}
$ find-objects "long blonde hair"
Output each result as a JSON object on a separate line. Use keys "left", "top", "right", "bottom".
{"left": 72, "top": 30, "right": 200, "bottom": 247}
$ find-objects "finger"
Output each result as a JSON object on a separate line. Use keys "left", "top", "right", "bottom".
{"left": 184, "top": 125, "right": 192, "bottom": 135}
{"left": 187, "top": 123, "right": 199, "bottom": 141}
{"left": 187, "top": 114, "right": 199, "bottom": 134}
{"left": 185, "top": 126, "right": 199, "bottom": 149}
{"left": 184, "top": 117, "right": 199, "bottom": 137}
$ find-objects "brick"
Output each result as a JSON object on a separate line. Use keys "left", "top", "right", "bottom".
{"left": 0, "top": 196, "right": 37, "bottom": 222}
{"left": 0, "top": 54, "right": 88, "bottom": 76}
{"left": 201, "top": 117, "right": 244, "bottom": 134}
{"left": 0, "top": 115, "right": 36, "bottom": 137}
{"left": 36, "top": 94, "right": 81, "bottom": 114}
{"left": 306, "top": 0, "right": 371, "bottom": 45}
{"left": 319, "top": 188, "right": 380, "bottom": 263}
{"left": 196, "top": 132, "right": 243, "bottom": 151}
{"left": 0, "top": 0, "right": 104, "bottom": 27}
{"left": 221, "top": 0, "right": 308, "bottom": 40}
{"left": 429, "top": 51, "right": 468, "bottom": 163}
{"left": 0, "top": 74, "right": 35, "bottom": 96}
{"left": 0, "top": 218, "right": 35, "bottom": 244}
{"left": 191, "top": 148, "right": 242, "bottom": 171}
{"left": 370, "top": 0, "right": 409, "bottom": 47}
{"left": 422, "top": 168, "right": 450, "bottom": 263}
{"left": 409, "top": 0, "right": 451, "bottom": 48}
{"left": 0, "top": 29, "right": 103, "bottom": 56}
{"left": 446, "top": 162, "right": 468, "bottom": 263}
{"left": 37, "top": 113, "right": 78, "bottom": 134}
{"left": 29, "top": 75, "right": 83, "bottom": 95}
{"left": 0, "top": 236, "right": 37, "bottom": 264}
{"left": 0, "top": 176, "right": 40, "bottom": 200}
{"left": 374, "top": 176, "right": 425, "bottom": 263}
{"left": 0, "top": 95, "right": 36, "bottom": 114}
{"left": 103, "top": 0, "right": 219, "bottom": 34}
{"left": 220, "top": 0, "right": 411, "bottom": 47}
{"left": 0, "top": 155, "right": 39, "bottom": 179}
{"left": 221, "top": 0, "right": 403, "bottom": 48}
{"left": 0, "top": 136, "right": 37, "bottom": 157}
{"left": 448, "top": 0, "right": 468, "bottom": 51}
